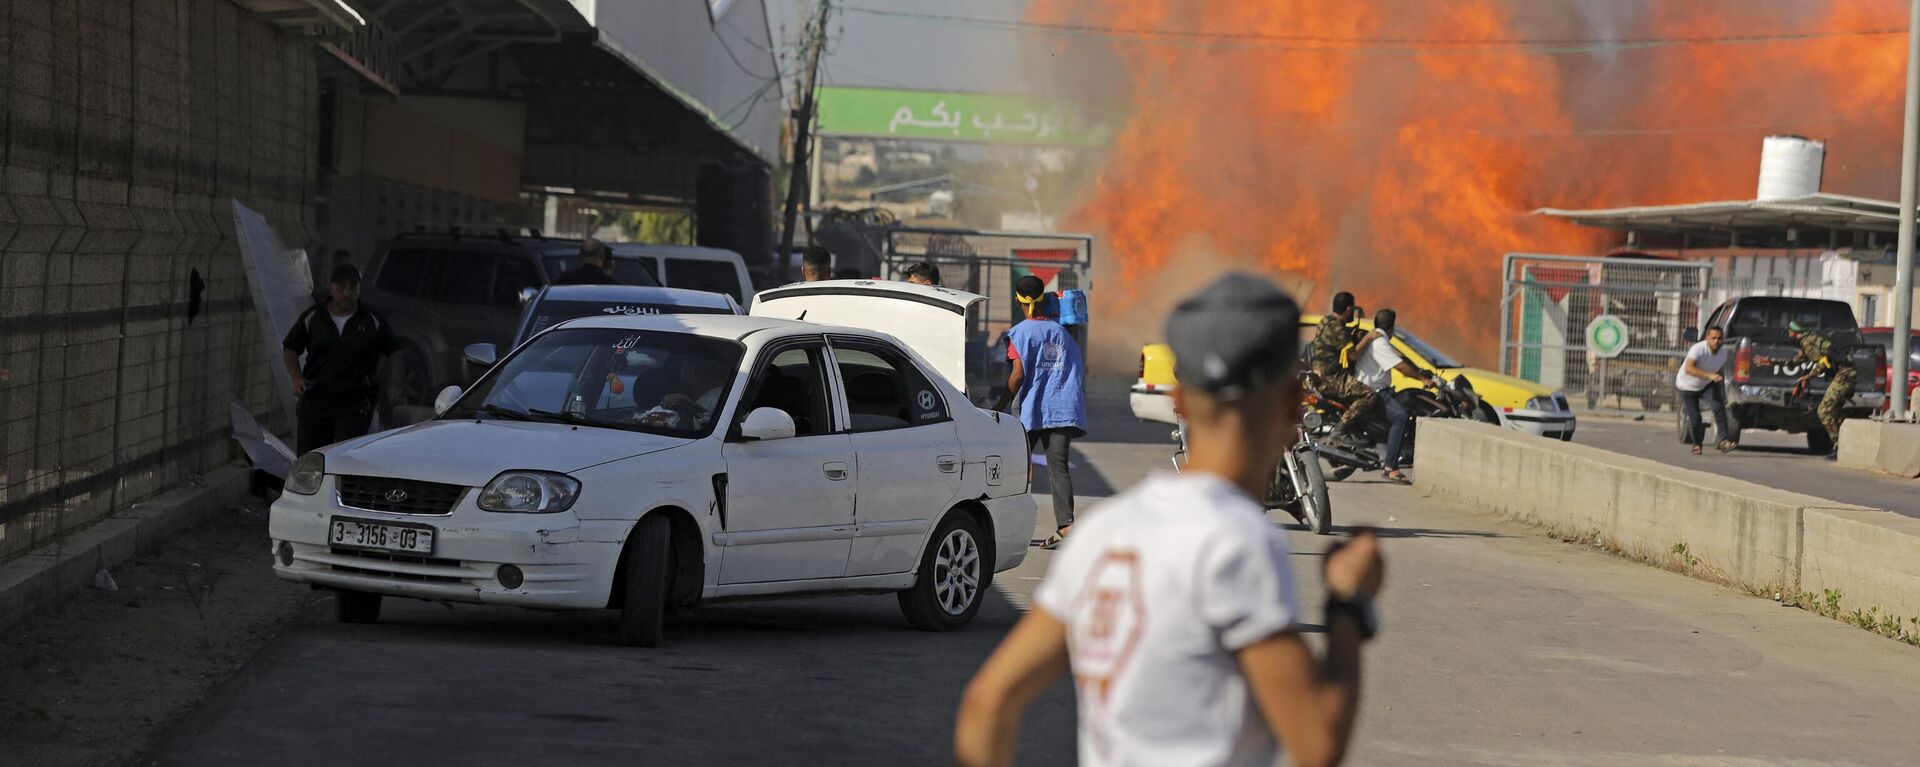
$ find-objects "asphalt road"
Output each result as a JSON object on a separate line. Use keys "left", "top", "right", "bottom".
{"left": 1575, "top": 415, "right": 1920, "bottom": 519}
{"left": 148, "top": 397, "right": 1920, "bottom": 765}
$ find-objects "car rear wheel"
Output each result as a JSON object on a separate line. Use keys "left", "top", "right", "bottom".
{"left": 335, "top": 589, "right": 382, "bottom": 624}
{"left": 899, "top": 513, "right": 989, "bottom": 632}
{"left": 618, "top": 514, "right": 674, "bottom": 647}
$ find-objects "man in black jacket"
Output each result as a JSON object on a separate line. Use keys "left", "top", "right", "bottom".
{"left": 282, "top": 264, "right": 405, "bottom": 454}
{"left": 557, "top": 237, "right": 618, "bottom": 285}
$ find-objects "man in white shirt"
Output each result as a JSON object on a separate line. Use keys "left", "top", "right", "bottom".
{"left": 1675, "top": 326, "right": 1734, "bottom": 454}
{"left": 1351, "top": 308, "right": 1438, "bottom": 485}
{"left": 954, "top": 273, "right": 1386, "bottom": 767}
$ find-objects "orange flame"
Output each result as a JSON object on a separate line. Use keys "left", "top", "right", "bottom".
{"left": 1031, "top": 0, "right": 1906, "bottom": 368}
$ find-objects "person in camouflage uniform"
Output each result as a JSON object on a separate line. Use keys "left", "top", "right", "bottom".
{"left": 1308, "top": 292, "right": 1375, "bottom": 436}
{"left": 1760, "top": 320, "right": 1857, "bottom": 456}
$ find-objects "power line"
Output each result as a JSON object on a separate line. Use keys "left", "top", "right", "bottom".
{"left": 838, "top": 5, "right": 1903, "bottom": 55}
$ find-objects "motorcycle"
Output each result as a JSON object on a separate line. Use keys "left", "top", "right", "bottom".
{"left": 1301, "top": 372, "right": 1494, "bottom": 478}
{"left": 1171, "top": 419, "right": 1334, "bottom": 535}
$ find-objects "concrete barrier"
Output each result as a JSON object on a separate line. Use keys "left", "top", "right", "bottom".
{"left": 1802, "top": 509, "right": 1920, "bottom": 623}
{"left": 1836, "top": 419, "right": 1920, "bottom": 479}
{"left": 1419, "top": 419, "right": 1920, "bottom": 635}
{"left": 1414, "top": 420, "right": 1872, "bottom": 596}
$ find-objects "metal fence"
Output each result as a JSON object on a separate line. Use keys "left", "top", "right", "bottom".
{"left": 880, "top": 227, "right": 1095, "bottom": 404}
{"left": 1500, "top": 254, "right": 1713, "bottom": 414}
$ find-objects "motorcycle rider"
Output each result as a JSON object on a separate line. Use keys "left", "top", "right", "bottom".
{"left": 1353, "top": 308, "right": 1439, "bottom": 485}
{"left": 1756, "top": 320, "right": 1856, "bottom": 459}
{"left": 1308, "top": 292, "right": 1376, "bottom": 441}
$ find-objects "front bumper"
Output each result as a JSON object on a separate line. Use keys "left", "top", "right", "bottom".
{"left": 268, "top": 476, "right": 629, "bottom": 610}
{"left": 1501, "top": 409, "right": 1577, "bottom": 441}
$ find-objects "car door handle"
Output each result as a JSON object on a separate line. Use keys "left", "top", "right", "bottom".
{"left": 823, "top": 462, "right": 850, "bottom": 480}
{"left": 936, "top": 455, "right": 960, "bottom": 473}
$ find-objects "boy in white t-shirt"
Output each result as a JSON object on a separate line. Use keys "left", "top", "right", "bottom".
{"left": 954, "top": 273, "right": 1386, "bottom": 767}
{"left": 1675, "top": 326, "right": 1735, "bottom": 454}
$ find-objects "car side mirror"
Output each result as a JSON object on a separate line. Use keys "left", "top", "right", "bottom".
{"left": 518, "top": 287, "right": 538, "bottom": 306}
{"left": 738, "top": 407, "right": 796, "bottom": 441}
{"left": 463, "top": 343, "right": 498, "bottom": 368}
{"left": 1682, "top": 327, "right": 1700, "bottom": 344}
{"left": 434, "top": 385, "right": 464, "bottom": 416}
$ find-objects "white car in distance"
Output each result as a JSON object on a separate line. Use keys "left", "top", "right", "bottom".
{"left": 270, "top": 286, "right": 1033, "bottom": 646}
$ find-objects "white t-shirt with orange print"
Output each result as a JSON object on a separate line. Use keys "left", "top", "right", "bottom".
{"left": 1033, "top": 471, "right": 1300, "bottom": 767}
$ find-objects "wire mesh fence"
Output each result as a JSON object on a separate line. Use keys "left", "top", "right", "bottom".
{"left": 1500, "top": 254, "right": 1712, "bottom": 414}
{"left": 880, "top": 227, "right": 1095, "bottom": 404}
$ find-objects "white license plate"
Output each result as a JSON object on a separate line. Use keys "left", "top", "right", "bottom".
{"left": 328, "top": 516, "right": 435, "bottom": 555}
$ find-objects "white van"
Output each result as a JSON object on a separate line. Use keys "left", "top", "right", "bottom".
{"left": 537, "top": 243, "right": 753, "bottom": 305}
{"left": 614, "top": 244, "right": 754, "bottom": 305}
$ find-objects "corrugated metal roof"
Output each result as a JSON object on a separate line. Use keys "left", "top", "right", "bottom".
{"left": 1535, "top": 193, "right": 1911, "bottom": 235}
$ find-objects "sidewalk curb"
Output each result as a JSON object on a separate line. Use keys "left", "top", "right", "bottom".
{"left": 0, "top": 466, "right": 253, "bottom": 630}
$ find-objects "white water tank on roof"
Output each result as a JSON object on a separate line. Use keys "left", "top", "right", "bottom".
{"left": 1756, "top": 135, "right": 1824, "bottom": 200}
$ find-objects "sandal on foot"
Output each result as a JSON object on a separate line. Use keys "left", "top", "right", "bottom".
{"left": 1383, "top": 470, "right": 1412, "bottom": 486}
{"left": 1717, "top": 440, "right": 1736, "bottom": 453}
{"left": 1034, "top": 532, "right": 1066, "bottom": 550}
{"left": 1691, "top": 444, "right": 1703, "bottom": 455}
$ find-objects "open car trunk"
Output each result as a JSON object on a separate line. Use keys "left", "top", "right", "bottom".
{"left": 751, "top": 280, "right": 987, "bottom": 397}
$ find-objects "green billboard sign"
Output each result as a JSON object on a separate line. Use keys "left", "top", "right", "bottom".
{"left": 815, "top": 86, "right": 1112, "bottom": 147}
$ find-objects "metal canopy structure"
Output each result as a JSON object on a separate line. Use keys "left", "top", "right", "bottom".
{"left": 1536, "top": 193, "right": 1912, "bottom": 246}
{"left": 229, "top": 0, "right": 369, "bottom": 32}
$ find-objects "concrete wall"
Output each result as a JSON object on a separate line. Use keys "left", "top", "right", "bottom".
{"left": 1802, "top": 509, "right": 1920, "bottom": 624}
{"left": 1414, "top": 421, "right": 1849, "bottom": 594}
{"left": 0, "top": 0, "right": 313, "bottom": 565}
{"left": 1420, "top": 419, "right": 1920, "bottom": 631}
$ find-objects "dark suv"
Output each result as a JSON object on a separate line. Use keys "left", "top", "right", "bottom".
{"left": 361, "top": 230, "right": 661, "bottom": 405}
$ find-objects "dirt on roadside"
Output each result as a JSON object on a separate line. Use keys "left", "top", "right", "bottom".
{"left": 0, "top": 500, "right": 318, "bottom": 766}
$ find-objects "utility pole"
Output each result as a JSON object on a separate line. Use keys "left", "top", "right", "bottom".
{"left": 1892, "top": 0, "right": 1920, "bottom": 418}
{"left": 776, "top": 0, "right": 829, "bottom": 284}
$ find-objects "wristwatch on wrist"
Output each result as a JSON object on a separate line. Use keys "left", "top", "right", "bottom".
{"left": 1324, "top": 592, "right": 1378, "bottom": 641}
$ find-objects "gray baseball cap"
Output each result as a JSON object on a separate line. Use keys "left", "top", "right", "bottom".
{"left": 1166, "top": 273, "right": 1303, "bottom": 401}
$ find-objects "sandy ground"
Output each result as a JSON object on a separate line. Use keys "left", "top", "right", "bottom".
{"left": 0, "top": 500, "right": 317, "bottom": 767}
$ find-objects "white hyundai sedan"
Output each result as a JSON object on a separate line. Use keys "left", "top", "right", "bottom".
{"left": 270, "top": 291, "right": 1033, "bottom": 646}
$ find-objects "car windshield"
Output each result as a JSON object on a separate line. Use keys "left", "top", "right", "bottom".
{"left": 447, "top": 327, "right": 743, "bottom": 438}
{"left": 540, "top": 254, "right": 661, "bottom": 287}
{"left": 1393, "top": 327, "right": 1463, "bottom": 368}
{"left": 524, "top": 299, "right": 733, "bottom": 341}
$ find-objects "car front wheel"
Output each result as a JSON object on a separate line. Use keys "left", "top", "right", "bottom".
{"left": 618, "top": 514, "right": 674, "bottom": 647}
{"left": 898, "top": 513, "right": 990, "bottom": 631}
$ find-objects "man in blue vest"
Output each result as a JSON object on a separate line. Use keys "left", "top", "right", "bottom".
{"left": 995, "top": 275, "right": 1088, "bottom": 549}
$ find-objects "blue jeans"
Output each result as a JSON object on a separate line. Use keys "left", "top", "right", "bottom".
{"left": 1681, "top": 381, "right": 1730, "bottom": 446}
{"left": 1379, "top": 388, "right": 1412, "bottom": 471}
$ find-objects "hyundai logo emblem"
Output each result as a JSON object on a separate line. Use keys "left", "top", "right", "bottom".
{"left": 383, "top": 489, "right": 410, "bottom": 504}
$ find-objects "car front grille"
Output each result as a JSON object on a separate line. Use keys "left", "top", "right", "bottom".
{"left": 328, "top": 549, "right": 467, "bottom": 583}
{"left": 337, "top": 475, "right": 466, "bottom": 515}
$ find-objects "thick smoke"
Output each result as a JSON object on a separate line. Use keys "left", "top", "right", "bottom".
{"left": 1028, "top": 0, "right": 1906, "bottom": 371}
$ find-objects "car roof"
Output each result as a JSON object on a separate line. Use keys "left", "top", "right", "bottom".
{"left": 550, "top": 312, "right": 876, "bottom": 341}
{"left": 754, "top": 279, "right": 985, "bottom": 312}
{"left": 537, "top": 284, "right": 735, "bottom": 309}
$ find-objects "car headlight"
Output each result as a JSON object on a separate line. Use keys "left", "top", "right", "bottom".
{"left": 478, "top": 471, "right": 581, "bottom": 514}
{"left": 286, "top": 453, "right": 325, "bottom": 496}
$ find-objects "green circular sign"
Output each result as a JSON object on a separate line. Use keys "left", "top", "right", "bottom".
{"left": 1587, "top": 314, "right": 1630, "bottom": 359}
